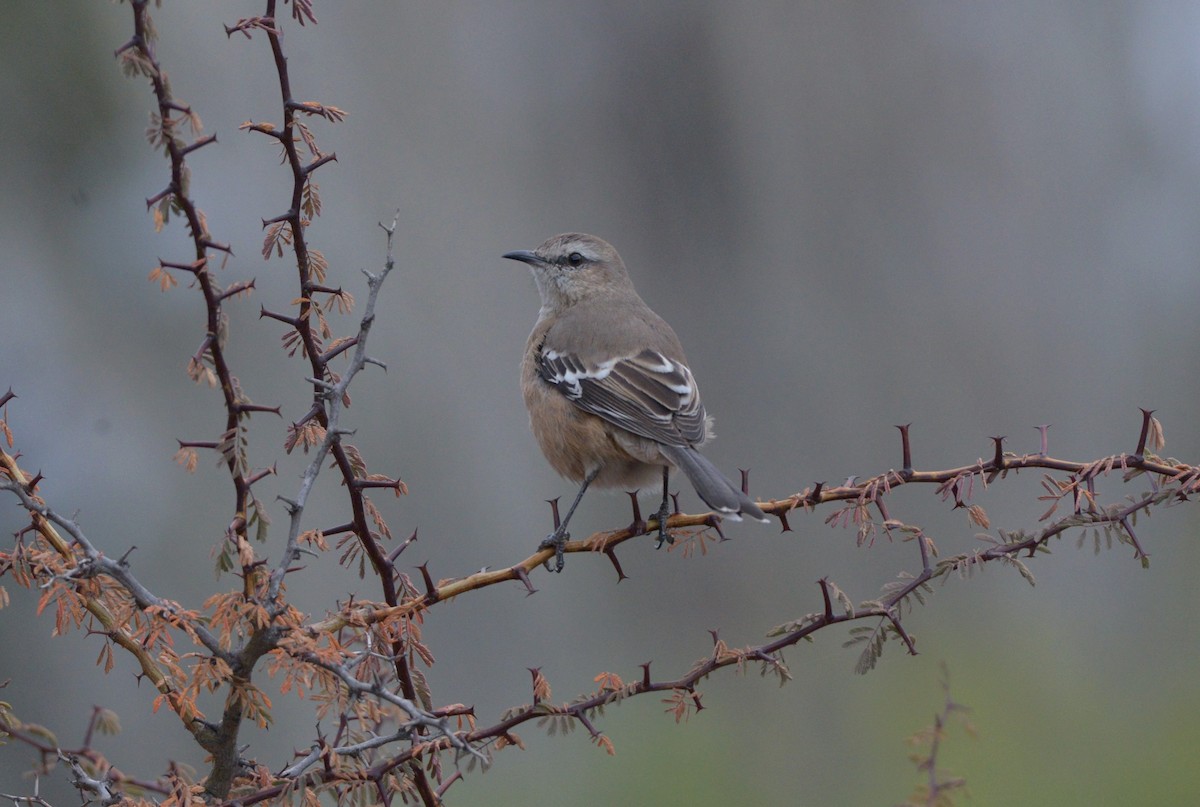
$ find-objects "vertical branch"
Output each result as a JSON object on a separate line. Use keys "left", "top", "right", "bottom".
{"left": 115, "top": 7, "right": 275, "bottom": 788}
{"left": 242, "top": 4, "right": 437, "bottom": 802}
{"left": 119, "top": 0, "right": 253, "bottom": 541}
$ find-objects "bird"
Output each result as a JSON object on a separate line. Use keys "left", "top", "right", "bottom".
{"left": 504, "top": 233, "right": 767, "bottom": 571}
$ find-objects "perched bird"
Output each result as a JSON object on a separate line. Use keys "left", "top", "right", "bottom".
{"left": 504, "top": 233, "right": 767, "bottom": 571}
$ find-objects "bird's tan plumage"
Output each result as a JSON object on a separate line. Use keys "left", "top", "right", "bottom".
{"left": 506, "top": 233, "right": 766, "bottom": 570}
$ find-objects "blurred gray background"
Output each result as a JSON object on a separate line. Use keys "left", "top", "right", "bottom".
{"left": 3, "top": 2, "right": 1200, "bottom": 805}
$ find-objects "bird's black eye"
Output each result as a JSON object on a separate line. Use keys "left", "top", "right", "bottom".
{"left": 567, "top": 252, "right": 584, "bottom": 267}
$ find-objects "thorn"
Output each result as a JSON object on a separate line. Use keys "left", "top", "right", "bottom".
{"left": 528, "top": 667, "right": 544, "bottom": 704}
{"left": 739, "top": 468, "right": 751, "bottom": 495}
{"left": 875, "top": 497, "right": 892, "bottom": 521}
{"left": 704, "top": 513, "right": 729, "bottom": 542}
{"left": 605, "top": 547, "right": 628, "bottom": 582}
{"left": 303, "top": 152, "right": 338, "bottom": 175}
{"left": 640, "top": 662, "right": 652, "bottom": 688}
{"left": 0, "top": 388, "right": 16, "bottom": 408}
{"left": 276, "top": 495, "right": 300, "bottom": 515}
{"left": 308, "top": 283, "right": 345, "bottom": 296}
{"left": 818, "top": 577, "right": 834, "bottom": 620}
{"left": 546, "top": 498, "right": 562, "bottom": 530}
{"left": 246, "top": 464, "right": 277, "bottom": 487}
{"left": 201, "top": 239, "right": 233, "bottom": 255}
{"left": 810, "top": 481, "right": 824, "bottom": 504}
{"left": 191, "top": 334, "right": 215, "bottom": 366}
{"left": 160, "top": 257, "right": 208, "bottom": 274}
{"left": 180, "top": 133, "right": 218, "bottom": 156}
{"left": 236, "top": 403, "right": 283, "bottom": 417}
{"left": 878, "top": 608, "right": 920, "bottom": 655}
{"left": 217, "top": 278, "right": 255, "bottom": 303}
{"left": 117, "top": 545, "right": 138, "bottom": 566}
{"left": 293, "top": 402, "right": 323, "bottom": 429}
{"left": 512, "top": 565, "right": 538, "bottom": 596}
{"left": 23, "top": 470, "right": 44, "bottom": 493}
{"left": 1135, "top": 408, "right": 1155, "bottom": 457}
{"left": 145, "top": 187, "right": 171, "bottom": 209}
{"left": 990, "top": 436, "right": 1006, "bottom": 469}
{"left": 387, "top": 528, "right": 418, "bottom": 565}
{"left": 436, "top": 773, "right": 465, "bottom": 799}
{"left": 318, "top": 337, "right": 359, "bottom": 364}
{"left": 708, "top": 629, "right": 720, "bottom": 646}
{"left": 259, "top": 306, "right": 300, "bottom": 326}
{"left": 1034, "top": 424, "right": 1051, "bottom": 455}
{"left": 896, "top": 424, "right": 913, "bottom": 474}
{"left": 778, "top": 510, "right": 792, "bottom": 533}
{"left": 417, "top": 562, "right": 439, "bottom": 604}
{"left": 575, "top": 711, "right": 601, "bottom": 739}
{"left": 1070, "top": 475, "right": 1085, "bottom": 515}
{"left": 625, "top": 491, "right": 645, "bottom": 534}
{"left": 669, "top": 491, "right": 681, "bottom": 514}
{"left": 1120, "top": 517, "right": 1150, "bottom": 565}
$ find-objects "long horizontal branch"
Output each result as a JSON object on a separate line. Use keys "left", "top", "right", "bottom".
{"left": 308, "top": 415, "right": 1182, "bottom": 637}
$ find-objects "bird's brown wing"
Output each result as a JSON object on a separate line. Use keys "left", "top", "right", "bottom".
{"left": 537, "top": 347, "right": 707, "bottom": 447}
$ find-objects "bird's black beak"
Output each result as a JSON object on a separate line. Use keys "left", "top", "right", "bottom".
{"left": 502, "top": 250, "right": 540, "bottom": 265}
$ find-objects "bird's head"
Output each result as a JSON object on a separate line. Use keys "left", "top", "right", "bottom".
{"left": 504, "top": 233, "right": 635, "bottom": 310}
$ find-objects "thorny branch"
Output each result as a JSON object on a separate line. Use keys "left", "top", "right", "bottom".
{"left": 1, "top": 3, "right": 1196, "bottom": 807}
{"left": 0, "top": 454, "right": 233, "bottom": 757}
{"left": 0, "top": 707, "right": 172, "bottom": 802}
{"left": 264, "top": 219, "right": 395, "bottom": 608}
{"left": 2, "top": 1, "right": 438, "bottom": 802}
{"left": 278, "top": 647, "right": 486, "bottom": 779}
{"left": 116, "top": 0, "right": 265, "bottom": 570}
{"left": 309, "top": 410, "right": 1174, "bottom": 637}
{"left": 229, "top": 5, "right": 451, "bottom": 800}
{"left": 6, "top": 392, "right": 1186, "bottom": 805}
{"left": 229, "top": 0, "right": 437, "bottom": 801}
{"left": 899, "top": 663, "right": 973, "bottom": 806}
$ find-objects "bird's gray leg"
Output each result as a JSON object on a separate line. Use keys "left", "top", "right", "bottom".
{"left": 540, "top": 467, "right": 600, "bottom": 572}
{"left": 654, "top": 465, "right": 674, "bottom": 548}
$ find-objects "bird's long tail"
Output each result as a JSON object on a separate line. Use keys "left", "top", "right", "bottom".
{"left": 659, "top": 444, "right": 768, "bottom": 522}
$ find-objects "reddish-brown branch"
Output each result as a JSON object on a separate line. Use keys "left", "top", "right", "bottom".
{"left": 309, "top": 426, "right": 1184, "bottom": 642}
{"left": 239, "top": 5, "right": 432, "bottom": 794}
{"left": 1, "top": 3, "right": 1190, "bottom": 804}
{"left": 0, "top": 710, "right": 171, "bottom": 798}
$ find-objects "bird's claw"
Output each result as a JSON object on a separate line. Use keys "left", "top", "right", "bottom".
{"left": 539, "top": 530, "right": 568, "bottom": 573}
{"left": 653, "top": 501, "right": 674, "bottom": 549}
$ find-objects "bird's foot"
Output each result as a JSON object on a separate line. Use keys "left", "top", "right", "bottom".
{"left": 538, "top": 529, "right": 569, "bottom": 573}
{"left": 653, "top": 498, "right": 674, "bottom": 549}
